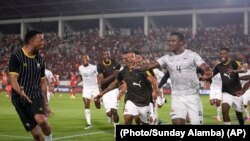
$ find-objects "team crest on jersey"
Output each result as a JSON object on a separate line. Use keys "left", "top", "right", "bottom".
{"left": 83, "top": 73, "right": 88, "bottom": 77}
{"left": 23, "top": 63, "right": 27, "bottom": 67}
{"left": 37, "top": 63, "right": 41, "bottom": 68}
{"left": 39, "top": 107, "right": 43, "bottom": 111}
{"left": 25, "top": 123, "right": 31, "bottom": 128}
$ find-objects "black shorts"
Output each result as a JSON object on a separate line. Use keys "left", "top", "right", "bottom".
{"left": 13, "top": 98, "right": 46, "bottom": 131}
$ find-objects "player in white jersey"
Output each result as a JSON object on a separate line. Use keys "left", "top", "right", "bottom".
{"left": 73, "top": 54, "right": 100, "bottom": 129}
{"left": 136, "top": 32, "right": 212, "bottom": 125}
{"left": 239, "top": 64, "right": 250, "bottom": 122}
{"left": 45, "top": 69, "right": 56, "bottom": 102}
{"left": 209, "top": 73, "right": 223, "bottom": 122}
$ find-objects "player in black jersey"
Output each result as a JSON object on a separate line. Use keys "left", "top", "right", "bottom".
{"left": 8, "top": 30, "right": 52, "bottom": 141}
{"left": 95, "top": 51, "right": 160, "bottom": 125}
{"left": 213, "top": 48, "right": 247, "bottom": 125}
{"left": 97, "top": 50, "right": 120, "bottom": 133}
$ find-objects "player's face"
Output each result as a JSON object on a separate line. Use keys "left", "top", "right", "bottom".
{"left": 135, "top": 55, "right": 143, "bottom": 66}
{"left": 125, "top": 53, "right": 136, "bottom": 67}
{"left": 219, "top": 50, "right": 229, "bottom": 62}
{"left": 166, "top": 35, "right": 183, "bottom": 53}
{"left": 82, "top": 55, "right": 89, "bottom": 66}
{"left": 121, "top": 54, "right": 127, "bottom": 65}
{"left": 102, "top": 51, "right": 111, "bottom": 61}
{"left": 30, "top": 34, "right": 45, "bottom": 53}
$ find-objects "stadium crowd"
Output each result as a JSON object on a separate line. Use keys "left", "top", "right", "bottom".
{"left": 0, "top": 24, "right": 250, "bottom": 80}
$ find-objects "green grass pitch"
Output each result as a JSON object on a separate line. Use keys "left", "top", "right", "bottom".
{"left": 0, "top": 92, "right": 249, "bottom": 141}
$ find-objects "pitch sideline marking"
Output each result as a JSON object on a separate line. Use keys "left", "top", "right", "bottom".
{"left": 53, "top": 131, "right": 106, "bottom": 140}
{"left": 0, "top": 134, "right": 32, "bottom": 139}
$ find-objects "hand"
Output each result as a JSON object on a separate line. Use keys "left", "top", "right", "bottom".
{"left": 94, "top": 93, "right": 103, "bottom": 102}
{"left": 44, "top": 103, "right": 52, "bottom": 117}
{"left": 152, "top": 89, "right": 161, "bottom": 100}
{"left": 235, "top": 90, "right": 243, "bottom": 97}
{"left": 20, "top": 87, "right": 32, "bottom": 103}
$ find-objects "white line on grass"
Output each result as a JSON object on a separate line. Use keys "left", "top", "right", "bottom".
{"left": 53, "top": 131, "right": 105, "bottom": 140}
{"left": 0, "top": 134, "right": 32, "bottom": 139}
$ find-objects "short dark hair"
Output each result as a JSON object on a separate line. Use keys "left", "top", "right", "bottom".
{"left": 134, "top": 50, "right": 141, "bottom": 55}
{"left": 170, "top": 32, "right": 184, "bottom": 41}
{"left": 25, "top": 30, "right": 42, "bottom": 44}
{"left": 220, "top": 47, "right": 230, "bottom": 52}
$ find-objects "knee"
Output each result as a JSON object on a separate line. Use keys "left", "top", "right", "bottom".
{"left": 106, "top": 112, "right": 112, "bottom": 117}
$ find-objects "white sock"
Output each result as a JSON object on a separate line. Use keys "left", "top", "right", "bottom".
{"left": 224, "top": 122, "right": 231, "bottom": 125}
{"left": 85, "top": 109, "right": 91, "bottom": 125}
{"left": 108, "top": 116, "right": 112, "bottom": 123}
{"left": 44, "top": 134, "right": 52, "bottom": 141}
{"left": 217, "top": 106, "right": 221, "bottom": 117}
{"left": 244, "top": 107, "right": 250, "bottom": 118}
{"left": 114, "top": 122, "right": 119, "bottom": 127}
{"left": 113, "top": 123, "right": 119, "bottom": 137}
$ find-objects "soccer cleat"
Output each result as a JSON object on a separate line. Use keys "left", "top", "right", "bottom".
{"left": 84, "top": 124, "right": 92, "bottom": 129}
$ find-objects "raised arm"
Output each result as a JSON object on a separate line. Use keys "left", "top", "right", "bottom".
{"left": 199, "top": 63, "right": 213, "bottom": 81}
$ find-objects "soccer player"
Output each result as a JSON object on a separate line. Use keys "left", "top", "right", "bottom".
{"left": 1, "top": 70, "right": 8, "bottom": 97}
{"left": 239, "top": 64, "right": 250, "bottom": 121}
{"left": 45, "top": 68, "right": 56, "bottom": 102}
{"left": 69, "top": 72, "right": 77, "bottom": 99}
{"left": 73, "top": 54, "right": 100, "bottom": 129}
{"left": 97, "top": 50, "right": 120, "bottom": 131}
{"left": 8, "top": 30, "right": 52, "bottom": 141}
{"left": 213, "top": 48, "right": 247, "bottom": 125}
{"left": 54, "top": 74, "right": 61, "bottom": 96}
{"left": 95, "top": 51, "right": 160, "bottom": 125}
{"left": 209, "top": 73, "right": 223, "bottom": 122}
{"left": 135, "top": 32, "right": 213, "bottom": 125}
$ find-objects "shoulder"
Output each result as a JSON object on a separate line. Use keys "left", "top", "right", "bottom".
{"left": 79, "top": 65, "right": 83, "bottom": 69}
{"left": 185, "top": 49, "right": 198, "bottom": 56}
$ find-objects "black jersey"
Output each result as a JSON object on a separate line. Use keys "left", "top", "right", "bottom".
{"left": 117, "top": 68, "right": 152, "bottom": 107}
{"left": 9, "top": 48, "right": 45, "bottom": 104}
{"left": 213, "top": 60, "right": 242, "bottom": 95}
{"left": 97, "top": 59, "right": 120, "bottom": 90}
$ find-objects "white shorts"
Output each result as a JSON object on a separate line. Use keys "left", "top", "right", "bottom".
{"left": 82, "top": 86, "right": 99, "bottom": 100}
{"left": 243, "top": 89, "right": 250, "bottom": 106}
{"left": 222, "top": 92, "right": 244, "bottom": 112}
{"left": 102, "top": 88, "right": 119, "bottom": 113}
{"left": 209, "top": 87, "right": 222, "bottom": 100}
{"left": 171, "top": 94, "right": 203, "bottom": 125}
{"left": 124, "top": 100, "right": 151, "bottom": 124}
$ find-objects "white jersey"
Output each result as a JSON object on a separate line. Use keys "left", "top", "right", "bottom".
{"left": 157, "top": 49, "right": 205, "bottom": 95}
{"left": 45, "top": 69, "right": 55, "bottom": 84}
{"left": 79, "top": 64, "right": 98, "bottom": 88}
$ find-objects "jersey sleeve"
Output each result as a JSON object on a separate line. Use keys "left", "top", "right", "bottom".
{"left": 213, "top": 65, "right": 219, "bottom": 76}
{"left": 97, "top": 64, "right": 104, "bottom": 74}
{"left": 233, "top": 61, "right": 240, "bottom": 69}
{"left": 117, "top": 69, "right": 125, "bottom": 82}
{"left": 157, "top": 55, "right": 168, "bottom": 68}
{"left": 193, "top": 51, "right": 205, "bottom": 67}
{"left": 40, "top": 60, "right": 45, "bottom": 78}
{"left": 9, "top": 53, "right": 20, "bottom": 75}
